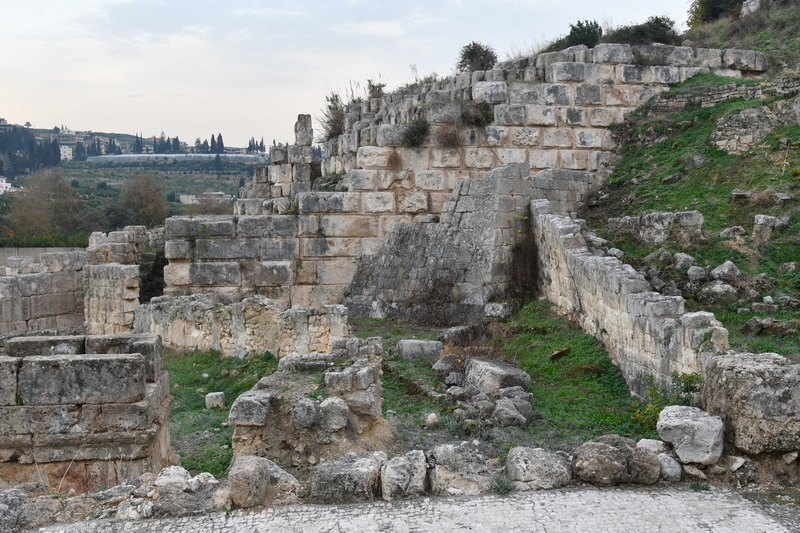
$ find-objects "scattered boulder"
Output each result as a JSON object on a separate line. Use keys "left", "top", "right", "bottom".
{"left": 394, "top": 339, "right": 443, "bottom": 361}
{"left": 16, "top": 498, "right": 62, "bottom": 530}
{"left": 228, "top": 455, "right": 300, "bottom": 509}
{"left": 658, "top": 453, "right": 682, "bottom": 482}
{"left": 485, "top": 302, "right": 513, "bottom": 318}
{"left": 310, "top": 451, "right": 387, "bottom": 504}
{"left": 381, "top": 450, "right": 427, "bottom": 501}
{"left": 572, "top": 435, "right": 660, "bottom": 486}
{"left": 636, "top": 439, "right": 670, "bottom": 456}
{"left": 228, "top": 390, "right": 272, "bottom": 426}
{"left": 698, "top": 281, "right": 738, "bottom": 306}
{"left": 673, "top": 253, "right": 697, "bottom": 270}
{"left": 710, "top": 261, "right": 741, "bottom": 282}
{"left": 154, "top": 465, "right": 192, "bottom": 488}
{"left": 205, "top": 391, "right": 225, "bottom": 409}
{"left": 719, "top": 226, "right": 747, "bottom": 237}
{"left": 492, "top": 398, "right": 527, "bottom": 427}
{"left": 432, "top": 352, "right": 467, "bottom": 377}
{"left": 463, "top": 359, "right": 531, "bottom": 395}
{"left": 703, "top": 353, "right": 800, "bottom": 454}
{"left": 426, "top": 442, "right": 495, "bottom": 495}
{"left": 656, "top": 406, "right": 724, "bottom": 465}
{"left": 687, "top": 266, "right": 707, "bottom": 282}
{"left": 505, "top": 447, "right": 572, "bottom": 490}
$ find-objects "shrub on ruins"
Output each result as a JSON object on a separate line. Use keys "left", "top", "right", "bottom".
{"left": 456, "top": 41, "right": 498, "bottom": 72}
{"left": 460, "top": 102, "right": 494, "bottom": 128}
{"left": 542, "top": 19, "right": 602, "bottom": 52}
{"left": 317, "top": 90, "right": 346, "bottom": 142}
{"left": 402, "top": 118, "right": 431, "bottom": 148}
{"left": 434, "top": 123, "right": 461, "bottom": 148}
{"left": 602, "top": 16, "right": 681, "bottom": 46}
{"left": 688, "top": 0, "right": 744, "bottom": 27}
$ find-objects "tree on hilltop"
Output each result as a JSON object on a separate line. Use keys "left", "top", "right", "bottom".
{"left": 456, "top": 42, "right": 498, "bottom": 72}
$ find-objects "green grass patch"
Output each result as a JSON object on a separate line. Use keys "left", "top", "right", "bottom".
{"left": 163, "top": 349, "right": 276, "bottom": 477}
{"left": 505, "top": 301, "right": 648, "bottom": 443}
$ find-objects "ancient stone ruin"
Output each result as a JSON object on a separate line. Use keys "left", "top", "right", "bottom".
{"left": 0, "top": 333, "right": 171, "bottom": 493}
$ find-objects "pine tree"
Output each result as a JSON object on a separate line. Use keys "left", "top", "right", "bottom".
{"left": 217, "top": 133, "right": 225, "bottom": 154}
{"left": 172, "top": 137, "right": 180, "bottom": 153}
{"left": 210, "top": 135, "right": 217, "bottom": 154}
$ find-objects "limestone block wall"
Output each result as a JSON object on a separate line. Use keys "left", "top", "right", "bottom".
{"left": 0, "top": 333, "right": 171, "bottom": 493}
{"left": 344, "top": 163, "right": 592, "bottom": 322}
{"left": 133, "top": 293, "right": 350, "bottom": 358}
{"left": 84, "top": 226, "right": 148, "bottom": 334}
{"left": 530, "top": 199, "right": 729, "bottom": 396}
{"left": 0, "top": 252, "right": 86, "bottom": 336}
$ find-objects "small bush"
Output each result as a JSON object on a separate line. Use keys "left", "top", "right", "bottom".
{"left": 402, "top": 118, "right": 431, "bottom": 148}
{"left": 688, "top": 0, "right": 743, "bottom": 27}
{"left": 566, "top": 20, "right": 603, "bottom": 48}
{"left": 603, "top": 16, "right": 681, "bottom": 46}
{"left": 367, "top": 78, "right": 386, "bottom": 99}
{"left": 634, "top": 372, "right": 702, "bottom": 432}
{"left": 456, "top": 41, "right": 498, "bottom": 72}
{"left": 461, "top": 102, "right": 494, "bottom": 127}
{"left": 434, "top": 123, "right": 461, "bottom": 148}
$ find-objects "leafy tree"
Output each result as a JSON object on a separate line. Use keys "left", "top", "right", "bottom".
{"left": 688, "top": 0, "right": 742, "bottom": 27}
{"left": 456, "top": 42, "right": 498, "bottom": 72}
{"left": 8, "top": 168, "right": 83, "bottom": 236}
{"left": 604, "top": 16, "right": 680, "bottom": 46}
{"left": 115, "top": 172, "right": 169, "bottom": 228}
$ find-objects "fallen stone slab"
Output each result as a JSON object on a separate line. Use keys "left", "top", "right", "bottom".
{"left": 311, "top": 451, "right": 387, "bottom": 504}
{"left": 464, "top": 359, "right": 531, "bottom": 395}
{"left": 572, "top": 435, "right": 660, "bottom": 486}
{"left": 381, "top": 450, "right": 427, "bottom": 501}
{"left": 657, "top": 406, "right": 724, "bottom": 465}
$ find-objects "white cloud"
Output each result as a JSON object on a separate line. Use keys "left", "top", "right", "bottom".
{"left": 335, "top": 20, "right": 407, "bottom": 36}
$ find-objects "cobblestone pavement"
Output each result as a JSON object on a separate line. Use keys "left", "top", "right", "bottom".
{"left": 36, "top": 486, "right": 793, "bottom": 533}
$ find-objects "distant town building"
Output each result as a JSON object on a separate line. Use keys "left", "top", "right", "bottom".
{"left": 60, "top": 145, "right": 74, "bottom": 161}
{"left": 179, "top": 191, "right": 233, "bottom": 205}
{"left": 0, "top": 119, "right": 15, "bottom": 133}
{"left": 224, "top": 146, "right": 247, "bottom": 155}
{"left": 0, "top": 177, "right": 15, "bottom": 194}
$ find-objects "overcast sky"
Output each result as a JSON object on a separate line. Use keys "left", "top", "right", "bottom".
{"left": 2, "top": 0, "right": 692, "bottom": 147}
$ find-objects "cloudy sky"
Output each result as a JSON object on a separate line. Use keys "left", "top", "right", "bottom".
{"left": 2, "top": 0, "right": 692, "bottom": 147}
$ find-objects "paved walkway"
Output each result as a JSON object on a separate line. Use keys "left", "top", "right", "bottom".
{"left": 37, "top": 486, "right": 792, "bottom": 533}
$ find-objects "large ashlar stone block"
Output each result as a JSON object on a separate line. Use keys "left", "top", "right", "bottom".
{"left": 472, "top": 81, "right": 508, "bottom": 104}
{"left": 165, "top": 217, "right": 235, "bottom": 240}
{"left": 703, "top": 353, "right": 800, "bottom": 454}
{"left": 376, "top": 125, "right": 407, "bottom": 147}
{"left": 241, "top": 262, "right": 293, "bottom": 286}
{"left": 259, "top": 238, "right": 298, "bottom": 261}
{"left": 363, "top": 192, "right": 395, "bottom": 213}
{"left": 193, "top": 238, "right": 260, "bottom": 261}
{"left": 18, "top": 354, "right": 145, "bottom": 405}
{"left": 298, "top": 192, "right": 361, "bottom": 214}
{"left": 188, "top": 262, "right": 241, "bottom": 286}
{"left": 6, "top": 336, "right": 86, "bottom": 358}
{"left": 357, "top": 146, "right": 395, "bottom": 169}
{"left": 593, "top": 43, "right": 633, "bottom": 64}
{"left": 85, "top": 334, "right": 163, "bottom": 383}
{"left": 722, "top": 49, "right": 769, "bottom": 72}
{"left": 0, "top": 298, "right": 30, "bottom": 324}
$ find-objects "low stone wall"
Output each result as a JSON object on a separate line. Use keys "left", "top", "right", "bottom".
{"left": 530, "top": 199, "right": 729, "bottom": 396}
{"left": 0, "top": 334, "right": 172, "bottom": 493}
{"left": 710, "top": 95, "right": 800, "bottom": 154}
{"left": 133, "top": 294, "right": 350, "bottom": 358}
{"left": 607, "top": 210, "right": 705, "bottom": 247}
{"left": 0, "top": 252, "right": 86, "bottom": 336}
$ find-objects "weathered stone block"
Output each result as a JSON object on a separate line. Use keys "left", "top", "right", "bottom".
{"left": 269, "top": 147, "right": 287, "bottom": 164}
{"left": 316, "top": 261, "right": 358, "bottom": 285}
{"left": 18, "top": 354, "right": 145, "bottom": 405}
{"left": 228, "top": 390, "right": 272, "bottom": 426}
{"left": 657, "top": 406, "right": 723, "bottom": 465}
{"left": 310, "top": 451, "right": 387, "bottom": 504}
{"left": 0, "top": 356, "right": 19, "bottom": 406}
{"left": 494, "top": 104, "right": 525, "bottom": 126}
{"left": 241, "top": 262, "right": 293, "bottom": 286}
{"left": 294, "top": 114, "right": 313, "bottom": 146}
{"left": 427, "top": 102, "right": 462, "bottom": 124}
{"left": 357, "top": 146, "right": 394, "bottom": 169}
{"left": 431, "top": 149, "right": 461, "bottom": 168}
{"left": 194, "top": 238, "right": 259, "bottom": 261}
{"left": 593, "top": 43, "right": 633, "bottom": 64}
{"left": 395, "top": 339, "right": 442, "bottom": 361}
{"left": 288, "top": 145, "right": 314, "bottom": 164}
{"left": 525, "top": 105, "right": 556, "bottom": 126}
{"left": 6, "top": 336, "right": 86, "bottom": 358}
{"left": 164, "top": 241, "right": 193, "bottom": 261}
{"left": 259, "top": 238, "right": 298, "bottom": 261}
{"left": 298, "top": 192, "right": 361, "bottom": 214}
{"left": 472, "top": 81, "right": 507, "bottom": 104}
{"left": 542, "top": 84, "right": 570, "bottom": 105}
{"left": 0, "top": 298, "right": 30, "bottom": 324}
{"left": 166, "top": 217, "right": 235, "bottom": 239}
{"left": 722, "top": 49, "right": 769, "bottom": 72}
{"left": 187, "top": 262, "right": 240, "bottom": 286}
